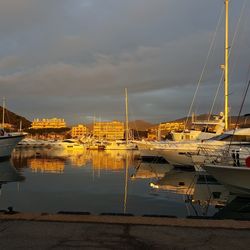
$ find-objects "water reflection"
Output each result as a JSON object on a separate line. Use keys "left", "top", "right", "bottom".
{"left": 0, "top": 159, "right": 25, "bottom": 205}
{"left": 28, "top": 158, "right": 65, "bottom": 173}
{"left": 2, "top": 147, "right": 250, "bottom": 219}
{"left": 12, "top": 147, "right": 139, "bottom": 173}
{"left": 213, "top": 196, "right": 250, "bottom": 220}
{"left": 131, "top": 160, "right": 173, "bottom": 179}
{"left": 150, "top": 169, "right": 196, "bottom": 195}
{"left": 0, "top": 160, "right": 25, "bottom": 185}
{"left": 131, "top": 163, "right": 231, "bottom": 217}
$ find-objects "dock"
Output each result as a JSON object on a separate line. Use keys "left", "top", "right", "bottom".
{"left": 1, "top": 212, "right": 250, "bottom": 249}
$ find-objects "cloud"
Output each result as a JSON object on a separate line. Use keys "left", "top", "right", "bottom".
{"left": 0, "top": 0, "right": 249, "bottom": 123}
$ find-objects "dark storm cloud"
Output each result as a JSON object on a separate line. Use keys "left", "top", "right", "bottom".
{"left": 0, "top": 0, "right": 249, "bottom": 124}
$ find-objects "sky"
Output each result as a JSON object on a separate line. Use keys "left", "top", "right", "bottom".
{"left": 0, "top": 0, "right": 250, "bottom": 125}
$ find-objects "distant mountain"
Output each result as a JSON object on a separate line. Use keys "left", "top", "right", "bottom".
{"left": 0, "top": 106, "right": 31, "bottom": 129}
{"left": 128, "top": 120, "right": 154, "bottom": 130}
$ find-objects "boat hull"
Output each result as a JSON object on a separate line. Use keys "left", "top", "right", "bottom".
{"left": 0, "top": 134, "right": 25, "bottom": 160}
{"left": 156, "top": 148, "right": 196, "bottom": 168}
{"left": 204, "top": 165, "right": 250, "bottom": 196}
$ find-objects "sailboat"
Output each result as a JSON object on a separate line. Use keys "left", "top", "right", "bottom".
{"left": 105, "top": 88, "right": 138, "bottom": 150}
{"left": 0, "top": 98, "right": 26, "bottom": 160}
{"left": 143, "top": 0, "right": 250, "bottom": 169}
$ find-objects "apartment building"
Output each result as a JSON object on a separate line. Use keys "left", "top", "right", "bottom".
{"left": 31, "top": 118, "right": 66, "bottom": 129}
{"left": 71, "top": 124, "right": 88, "bottom": 138}
{"left": 93, "top": 120, "right": 124, "bottom": 140}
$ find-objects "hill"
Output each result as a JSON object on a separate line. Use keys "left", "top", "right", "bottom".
{"left": 128, "top": 120, "right": 154, "bottom": 130}
{"left": 0, "top": 106, "right": 31, "bottom": 129}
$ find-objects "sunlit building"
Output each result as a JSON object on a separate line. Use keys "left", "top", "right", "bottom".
{"left": 93, "top": 120, "right": 124, "bottom": 140}
{"left": 159, "top": 122, "right": 185, "bottom": 133}
{"left": 31, "top": 118, "right": 66, "bottom": 129}
{"left": 71, "top": 124, "right": 88, "bottom": 138}
{"left": 147, "top": 122, "right": 185, "bottom": 140}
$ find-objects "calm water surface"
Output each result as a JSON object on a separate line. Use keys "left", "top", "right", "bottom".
{"left": 0, "top": 147, "right": 249, "bottom": 219}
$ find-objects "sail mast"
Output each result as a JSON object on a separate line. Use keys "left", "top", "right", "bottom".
{"left": 2, "top": 97, "right": 5, "bottom": 128}
{"left": 125, "top": 88, "right": 129, "bottom": 144}
{"left": 224, "top": 0, "right": 229, "bottom": 130}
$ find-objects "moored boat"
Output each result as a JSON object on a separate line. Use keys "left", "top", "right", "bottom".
{"left": 0, "top": 128, "right": 26, "bottom": 160}
{"left": 204, "top": 161, "right": 250, "bottom": 196}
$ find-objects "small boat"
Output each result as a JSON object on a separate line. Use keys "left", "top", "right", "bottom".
{"left": 51, "top": 139, "right": 85, "bottom": 150}
{"left": 86, "top": 140, "right": 106, "bottom": 150}
{"left": 0, "top": 99, "right": 26, "bottom": 159}
{"left": 105, "top": 140, "right": 138, "bottom": 150}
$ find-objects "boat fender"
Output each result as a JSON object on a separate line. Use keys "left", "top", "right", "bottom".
{"left": 246, "top": 156, "right": 250, "bottom": 168}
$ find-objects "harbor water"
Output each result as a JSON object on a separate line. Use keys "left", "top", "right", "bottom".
{"left": 0, "top": 146, "right": 249, "bottom": 219}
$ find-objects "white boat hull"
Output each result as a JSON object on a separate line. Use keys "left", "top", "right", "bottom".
{"left": 0, "top": 134, "right": 25, "bottom": 159}
{"left": 156, "top": 148, "right": 196, "bottom": 167}
{"left": 204, "top": 165, "right": 250, "bottom": 196}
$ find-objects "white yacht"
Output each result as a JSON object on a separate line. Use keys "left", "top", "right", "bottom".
{"left": 171, "top": 113, "right": 225, "bottom": 141}
{"left": 0, "top": 128, "right": 26, "bottom": 160}
{"left": 154, "top": 128, "right": 250, "bottom": 168}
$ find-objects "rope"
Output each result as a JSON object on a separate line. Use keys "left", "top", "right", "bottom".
{"left": 184, "top": 5, "right": 224, "bottom": 130}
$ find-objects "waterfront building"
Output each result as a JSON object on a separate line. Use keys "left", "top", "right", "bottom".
{"left": 31, "top": 118, "right": 66, "bottom": 129}
{"left": 71, "top": 124, "right": 88, "bottom": 138}
{"left": 93, "top": 120, "right": 124, "bottom": 140}
{"left": 159, "top": 122, "right": 185, "bottom": 133}
{"left": 147, "top": 122, "right": 185, "bottom": 140}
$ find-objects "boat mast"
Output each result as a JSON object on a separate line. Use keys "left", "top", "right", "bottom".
{"left": 19, "top": 120, "right": 22, "bottom": 132}
{"left": 224, "top": 0, "right": 229, "bottom": 130}
{"left": 2, "top": 97, "right": 5, "bottom": 128}
{"left": 125, "top": 88, "right": 129, "bottom": 144}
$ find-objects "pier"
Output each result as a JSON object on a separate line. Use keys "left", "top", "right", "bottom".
{"left": 1, "top": 213, "right": 250, "bottom": 249}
